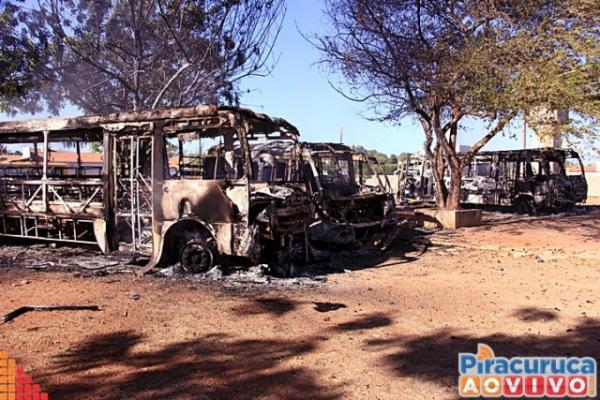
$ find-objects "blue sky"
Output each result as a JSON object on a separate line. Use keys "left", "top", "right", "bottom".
{"left": 238, "top": 0, "right": 535, "bottom": 156}
{"left": 1, "top": 0, "right": 536, "bottom": 157}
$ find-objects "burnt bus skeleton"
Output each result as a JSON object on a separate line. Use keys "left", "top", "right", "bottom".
{"left": 245, "top": 141, "right": 398, "bottom": 248}
{"left": 204, "top": 139, "right": 315, "bottom": 276}
{"left": 396, "top": 155, "right": 436, "bottom": 204}
{"left": 398, "top": 148, "right": 587, "bottom": 214}
{"left": 301, "top": 143, "right": 397, "bottom": 247}
{"left": 0, "top": 106, "right": 314, "bottom": 275}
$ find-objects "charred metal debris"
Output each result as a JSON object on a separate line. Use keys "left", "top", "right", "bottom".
{"left": 1, "top": 305, "right": 100, "bottom": 324}
{"left": 0, "top": 106, "right": 400, "bottom": 277}
{"left": 397, "top": 148, "right": 588, "bottom": 214}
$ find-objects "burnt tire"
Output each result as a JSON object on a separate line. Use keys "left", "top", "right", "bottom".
{"left": 268, "top": 244, "right": 304, "bottom": 278}
{"left": 515, "top": 197, "right": 537, "bottom": 216}
{"left": 179, "top": 239, "right": 214, "bottom": 274}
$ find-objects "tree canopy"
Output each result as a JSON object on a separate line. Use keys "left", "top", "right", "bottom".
{"left": 352, "top": 145, "right": 411, "bottom": 174}
{"left": 0, "top": 1, "right": 49, "bottom": 113}
{"left": 0, "top": 0, "right": 285, "bottom": 115}
{"left": 316, "top": 0, "right": 599, "bottom": 209}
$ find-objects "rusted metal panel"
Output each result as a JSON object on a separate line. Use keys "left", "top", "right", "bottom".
{"left": 161, "top": 180, "right": 239, "bottom": 222}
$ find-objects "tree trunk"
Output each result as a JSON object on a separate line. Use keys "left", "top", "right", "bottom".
{"left": 432, "top": 172, "right": 447, "bottom": 208}
{"left": 432, "top": 161, "right": 462, "bottom": 210}
{"left": 446, "top": 165, "right": 462, "bottom": 210}
{"left": 431, "top": 144, "right": 448, "bottom": 208}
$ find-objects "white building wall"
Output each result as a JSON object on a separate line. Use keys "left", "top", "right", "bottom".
{"left": 587, "top": 172, "right": 600, "bottom": 198}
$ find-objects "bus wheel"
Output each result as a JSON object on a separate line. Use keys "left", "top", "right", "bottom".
{"left": 180, "top": 239, "right": 214, "bottom": 273}
{"left": 515, "top": 197, "right": 537, "bottom": 216}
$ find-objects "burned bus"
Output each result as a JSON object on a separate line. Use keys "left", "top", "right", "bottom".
{"left": 461, "top": 148, "right": 587, "bottom": 213}
{"left": 0, "top": 106, "right": 314, "bottom": 274}
{"left": 300, "top": 143, "right": 396, "bottom": 246}
{"left": 245, "top": 141, "right": 397, "bottom": 247}
{"left": 398, "top": 148, "right": 588, "bottom": 214}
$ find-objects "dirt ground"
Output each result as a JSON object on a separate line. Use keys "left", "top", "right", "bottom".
{"left": 1, "top": 204, "right": 599, "bottom": 400}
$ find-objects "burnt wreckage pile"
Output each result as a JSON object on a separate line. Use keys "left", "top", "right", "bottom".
{"left": 397, "top": 148, "right": 588, "bottom": 214}
{"left": 0, "top": 106, "right": 398, "bottom": 277}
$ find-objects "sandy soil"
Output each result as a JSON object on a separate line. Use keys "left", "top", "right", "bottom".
{"left": 0, "top": 206, "right": 599, "bottom": 399}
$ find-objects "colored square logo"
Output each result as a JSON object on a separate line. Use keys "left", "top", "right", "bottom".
{"left": 503, "top": 375, "right": 525, "bottom": 397}
{"left": 567, "top": 375, "right": 588, "bottom": 397}
{"left": 459, "top": 375, "right": 481, "bottom": 397}
{"left": 481, "top": 375, "right": 502, "bottom": 397}
{"left": 545, "top": 375, "right": 567, "bottom": 396}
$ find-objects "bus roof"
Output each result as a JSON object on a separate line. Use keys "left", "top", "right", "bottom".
{"left": 0, "top": 105, "right": 298, "bottom": 142}
{"left": 473, "top": 147, "right": 580, "bottom": 160}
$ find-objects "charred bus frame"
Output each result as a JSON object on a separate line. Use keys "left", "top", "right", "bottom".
{"left": 0, "top": 106, "right": 312, "bottom": 273}
{"left": 244, "top": 141, "right": 398, "bottom": 247}
{"left": 397, "top": 148, "right": 588, "bottom": 213}
{"left": 300, "top": 143, "right": 396, "bottom": 238}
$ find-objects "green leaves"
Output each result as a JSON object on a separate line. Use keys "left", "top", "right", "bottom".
{"left": 0, "top": 2, "right": 49, "bottom": 114}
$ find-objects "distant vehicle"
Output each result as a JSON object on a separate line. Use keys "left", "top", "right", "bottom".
{"left": 398, "top": 148, "right": 588, "bottom": 214}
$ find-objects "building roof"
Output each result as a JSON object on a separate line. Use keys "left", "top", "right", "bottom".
{"left": 583, "top": 164, "right": 597, "bottom": 173}
{"left": 0, "top": 150, "right": 103, "bottom": 166}
{"left": 566, "top": 163, "right": 596, "bottom": 173}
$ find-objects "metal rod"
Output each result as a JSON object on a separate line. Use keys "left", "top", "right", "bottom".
{"left": 135, "top": 137, "right": 142, "bottom": 249}
{"left": 42, "top": 131, "right": 49, "bottom": 212}
{"left": 25, "top": 185, "right": 43, "bottom": 207}
{"left": 48, "top": 185, "right": 73, "bottom": 212}
{"left": 78, "top": 186, "right": 101, "bottom": 212}
{"left": 522, "top": 110, "right": 527, "bottom": 149}
{"left": 76, "top": 140, "right": 82, "bottom": 179}
{"left": 0, "top": 233, "right": 97, "bottom": 246}
{"left": 130, "top": 137, "right": 136, "bottom": 250}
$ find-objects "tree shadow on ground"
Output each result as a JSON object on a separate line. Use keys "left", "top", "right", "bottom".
{"left": 473, "top": 206, "right": 600, "bottom": 241}
{"left": 512, "top": 306, "right": 559, "bottom": 322}
{"left": 42, "top": 330, "right": 343, "bottom": 400}
{"left": 230, "top": 297, "right": 299, "bottom": 317}
{"left": 365, "top": 316, "right": 600, "bottom": 394}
